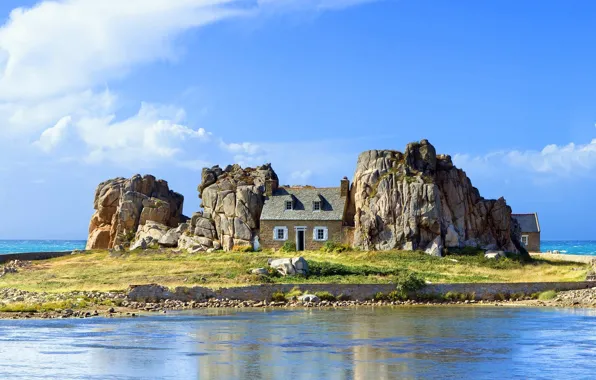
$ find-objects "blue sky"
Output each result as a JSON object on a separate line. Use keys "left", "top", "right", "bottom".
{"left": 1, "top": 0, "right": 595, "bottom": 240}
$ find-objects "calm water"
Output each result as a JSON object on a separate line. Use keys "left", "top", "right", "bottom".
{"left": 0, "top": 240, "right": 86, "bottom": 254}
{"left": 0, "top": 307, "right": 595, "bottom": 379}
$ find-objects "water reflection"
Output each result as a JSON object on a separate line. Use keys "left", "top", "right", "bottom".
{"left": 0, "top": 306, "right": 595, "bottom": 379}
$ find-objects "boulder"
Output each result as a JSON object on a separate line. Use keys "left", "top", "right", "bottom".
{"left": 268, "top": 257, "right": 309, "bottom": 276}
{"left": 298, "top": 294, "right": 320, "bottom": 303}
{"left": 195, "top": 163, "right": 277, "bottom": 251}
{"left": 424, "top": 236, "right": 443, "bottom": 257}
{"left": 134, "top": 221, "right": 169, "bottom": 243}
{"left": 484, "top": 250, "right": 506, "bottom": 259}
{"left": 251, "top": 268, "right": 269, "bottom": 276}
{"left": 130, "top": 238, "right": 148, "bottom": 251}
{"left": 178, "top": 235, "right": 212, "bottom": 253}
{"left": 158, "top": 228, "right": 181, "bottom": 248}
{"left": 350, "top": 140, "right": 521, "bottom": 253}
{"left": 86, "top": 174, "right": 185, "bottom": 249}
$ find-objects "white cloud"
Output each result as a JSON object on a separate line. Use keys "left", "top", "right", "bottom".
{"left": 453, "top": 139, "right": 596, "bottom": 179}
{"left": 1, "top": 89, "right": 115, "bottom": 137}
{"left": 0, "top": 0, "right": 380, "bottom": 169}
{"left": 0, "top": 0, "right": 245, "bottom": 101}
{"left": 220, "top": 141, "right": 262, "bottom": 155}
{"left": 76, "top": 103, "right": 209, "bottom": 166}
{"left": 32, "top": 115, "right": 72, "bottom": 152}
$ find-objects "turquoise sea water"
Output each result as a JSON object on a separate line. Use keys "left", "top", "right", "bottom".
{"left": 0, "top": 240, "right": 86, "bottom": 254}
{"left": 541, "top": 240, "right": 596, "bottom": 255}
{"left": 0, "top": 307, "right": 595, "bottom": 379}
{"left": 1, "top": 240, "right": 596, "bottom": 255}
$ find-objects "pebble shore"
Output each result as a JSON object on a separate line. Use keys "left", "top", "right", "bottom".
{"left": 2, "top": 286, "right": 596, "bottom": 320}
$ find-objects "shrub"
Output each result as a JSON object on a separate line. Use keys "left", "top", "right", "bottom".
{"left": 373, "top": 291, "right": 404, "bottom": 302}
{"left": 271, "top": 292, "right": 286, "bottom": 302}
{"left": 494, "top": 293, "right": 506, "bottom": 301}
{"left": 444, "top": 291, "right": 459, "bottom": 301}
{"left": 446, "top": 246, "right": 483, "bottom": 256}
{"left": 373, "top": 292, "right": 388, "bottom": 301}
{"left": 308, "top": 261, "right": 402, "bottom": 277}
{"left": 320, "top": 242, "right": 351, "bottom": 253}
{"left": 538, "top": 290, "right": 557, "bottom": 300}
{"left": 314, "top": 291, "right": 336, "bottom": 302}
{"left": 232, "top": 245, "right": 253, "bottom": 253}
{"left": 280, "top": 242, "right": 296, "bottom": 253}
{"left": 511, "top": 292, "right": 525, "bottom": 301}
{"left": 285, "top": 287, "right": 303, "bottom": 301}
{"left": 266, "top": 267, "right": 281, "bottom": 278}
{"left": 395, "top": 272, "right": 426, "bottom": 294}
{"left": 118, "top": 230, "right": 136, "bottom": 243}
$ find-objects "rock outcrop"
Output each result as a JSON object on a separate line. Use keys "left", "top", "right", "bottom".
{"left": 351, "top": 140, "right": 520, "bottom": 254}
{"left": 86, "top": 175, "right": 185, "bottom": 250}
{"left": 193, "top": 163, "right": 278, "bottom": 251}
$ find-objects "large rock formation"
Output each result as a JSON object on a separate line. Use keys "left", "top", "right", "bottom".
{"left": 194, "top": 163, "right": 278, "bottom": 251}
{"left": 86, "top": 174, "right": 185, "bottom": 250}
{"left": 351, "top": 140, "right": 520, "bottom": 254}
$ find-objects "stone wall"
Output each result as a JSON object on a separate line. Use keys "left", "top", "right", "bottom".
{"left": 127, "top": 281, "right": 595, "bottom": 303}
{"left": 260, "top": 220, "right": 343, "bottom": 250}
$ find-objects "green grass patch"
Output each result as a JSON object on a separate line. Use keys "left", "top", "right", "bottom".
{"left": 0, "top": 248, "right": 587, "bottom": 293}
{"left": 538, "top": 290, "right": 557, "bottom": 300}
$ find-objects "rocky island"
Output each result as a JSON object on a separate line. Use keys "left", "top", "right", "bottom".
{"left": 0, "top": 140, "right": 592, "bottom": 319}
{"left": 85, "top": 140, "right": 522, "bottom": 257}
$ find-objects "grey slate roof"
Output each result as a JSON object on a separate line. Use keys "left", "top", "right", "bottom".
{"left": 260, "top": 187, "right": 346, "bottom": 221}
{"left": 512, "top": 213, "right": 540, "bottom": 233}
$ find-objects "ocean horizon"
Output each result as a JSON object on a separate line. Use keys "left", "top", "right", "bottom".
{"left": 0, "top": 239, "right": 595, "bottom": 256}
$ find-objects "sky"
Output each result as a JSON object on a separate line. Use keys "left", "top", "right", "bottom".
{"left": 0, "top": 0, "right": 595, "bottom": 240}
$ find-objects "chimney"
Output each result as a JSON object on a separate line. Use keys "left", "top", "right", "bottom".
{"left": 340, "top": 177, "right": 349, "bottom": 197}
{"left": 265, "top": 179, "right": 278, "bottom": 197}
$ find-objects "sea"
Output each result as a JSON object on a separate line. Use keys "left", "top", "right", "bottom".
{"left": 1, "top": 239, "right": 596, "bottom": 255}
{"left": 0, "top": 307, "right": 595, "bottom": 379}
{"left": 0, "top": 240, "right": 87, "bottom": 254}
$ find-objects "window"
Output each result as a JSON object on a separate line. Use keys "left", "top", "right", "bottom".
{"left": 317, "top": 228, "right": 325, "bottom": 240}
{"left": 285, "top": 201, "right": 293, "bottom": 210}
{"left": 313, "top": 201, "right": 321, "bottom": 211}
{"left": 274, "top": 227, "right": 288, "bottom": 241}
{"left": 313, "top": 226, "right": 328, "bottom": 241}
{"left": 521, "top": 235, "right": 528, "bottom": 246}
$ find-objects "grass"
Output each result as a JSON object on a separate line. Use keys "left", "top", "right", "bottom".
{"left": 0, "top": 299, "right": 91, "bottom": 313}
{"left": 0, "top": 249, "right": 588, "bottom": 293}
{"left": 538, "top": 290, "right": 558, "bottom": 300}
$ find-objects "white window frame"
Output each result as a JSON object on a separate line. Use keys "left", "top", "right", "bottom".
{"left": 285, "top": 200, "right": 293, "bottom": 211}
{"left": 313, "top": 200, "right": 322, "bottom": 211}
{"left": 521, "top": 235, "right": 528, "bottom": 246}
{"left": 273, "top": 226, "right": 288, "bottom": 241}
{"left": 313, "top": 226, "right": 328, "bottom": 241}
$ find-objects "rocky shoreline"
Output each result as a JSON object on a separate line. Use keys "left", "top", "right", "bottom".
{"left": 3, "top": 285, "right": 596, "bottom": 320}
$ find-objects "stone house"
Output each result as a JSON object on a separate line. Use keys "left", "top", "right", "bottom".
{"left": 259, "top": 178, "right": 351, "bottom": 251}
{"left": 512, "top": 213, "right": 541, "bottom": 252}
